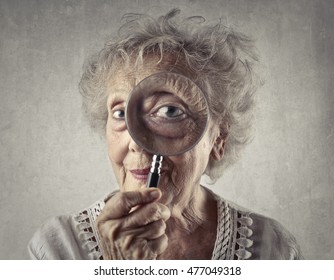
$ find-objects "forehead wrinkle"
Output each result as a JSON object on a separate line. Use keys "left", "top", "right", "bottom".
{"left": 107, "top": 57, "right": 191, "bottom": 106}
{"left": 107, "top": 73, "right": 138, "bottom": 100}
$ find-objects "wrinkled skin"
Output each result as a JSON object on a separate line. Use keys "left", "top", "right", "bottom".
{"left": 96, "top": 58, "right": 224, "bottom": 259}
{"left": 97, "top": 188, "right": 170, "bottom": 259}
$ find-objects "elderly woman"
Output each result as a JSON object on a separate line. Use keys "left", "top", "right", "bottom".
{"left": 28, "top": 9, "right": 301, "bottom": 260}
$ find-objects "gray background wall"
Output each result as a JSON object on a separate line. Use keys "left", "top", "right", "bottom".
{"left": 0, "top": 0, "right": 333, "bottom": 259}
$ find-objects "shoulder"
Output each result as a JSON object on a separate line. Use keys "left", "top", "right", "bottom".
{"left": 28, "top": 198, "right": 106, "bottom": 260}
{"left": 213, "top": 196, "right": 302, "bottom": 260}
{"left": 28, "top": 215, "right": 78, "bottom": 259}
{"left": 228, "top": 202, "right": 302, "bottom": 259}
{"left": 250, "top": 212, "right": 302, "bottom": 259}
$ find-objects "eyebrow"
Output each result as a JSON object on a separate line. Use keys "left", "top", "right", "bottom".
{"left": 107, "top": 91, "right": 128, "bottom": 108}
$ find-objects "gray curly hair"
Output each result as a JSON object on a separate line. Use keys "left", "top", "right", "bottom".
{"left": 79, "top": 8, "right": 260, "bottom": 180}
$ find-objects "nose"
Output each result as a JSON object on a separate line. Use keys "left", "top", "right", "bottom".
{"left": 129, "top": 137, "right": 144, "bottom": 153}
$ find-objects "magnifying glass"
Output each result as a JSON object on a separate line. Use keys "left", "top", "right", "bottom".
{"left": 125, "top": 72, "right": 209, "bottom": 188}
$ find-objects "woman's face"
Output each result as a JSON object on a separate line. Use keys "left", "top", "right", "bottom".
{"left": 106, "top": 60, "right": 220, "bottom": 208}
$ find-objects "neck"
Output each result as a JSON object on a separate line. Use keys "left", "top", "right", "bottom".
{"left": 158, "top": 186, "right": 218, "bottom": 259}
{"left": 168, "top": 185, "right": 217, "bottom": 233}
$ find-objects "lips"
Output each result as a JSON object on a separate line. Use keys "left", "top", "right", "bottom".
{"left": 130, "top": 168, "right": 151, "bottom": 182}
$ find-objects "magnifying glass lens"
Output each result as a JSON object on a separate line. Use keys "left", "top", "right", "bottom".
{"left": 126, "top": 72, "right": 209, "bottom": 157}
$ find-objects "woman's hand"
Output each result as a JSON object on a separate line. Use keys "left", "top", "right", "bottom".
{"left": 96, "top": 188, "right": 170, "bottom": 259}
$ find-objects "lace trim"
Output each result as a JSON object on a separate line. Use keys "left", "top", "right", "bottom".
{"left": 212, "top": 199, "right": 254, "bottom": 260}
{"left": 74, "top": 200, "right": 105, "bottom": 260}
{"left": 74, "top": 195, "right": 254, "bottom": 260}
{"left": 228, "top": 204, "right": 253, "bottom": 260}
{"left": 211, "top": 199, "right": 230, "bottom": 259}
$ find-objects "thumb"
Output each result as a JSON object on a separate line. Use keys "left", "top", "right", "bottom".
{"left": 100, "top": 188, "right": 162, "bottom": 220}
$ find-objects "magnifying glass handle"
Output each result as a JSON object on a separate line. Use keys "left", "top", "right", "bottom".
{"left": 146, "top": 155, "right": 163, "bottom": 188}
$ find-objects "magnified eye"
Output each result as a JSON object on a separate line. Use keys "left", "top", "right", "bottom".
{"left": 143, "top": 103, "right": 195, "bottom": 139}
{"left": 112, "top": 109, "right": 125, "bottom": 120}
{"left": 155, "top": 106, "right": 185, "bottom": 119}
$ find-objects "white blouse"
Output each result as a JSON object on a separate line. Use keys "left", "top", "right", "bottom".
{"left": 28, "top": 194, "right": 301, "bottom": 260}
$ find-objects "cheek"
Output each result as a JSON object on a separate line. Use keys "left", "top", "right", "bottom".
{"left": 106, "top": 125, "right": 128, "bottom": 165}
{"left": 167, "top": 152, "right": 206, "bottom": 187}
{"left": 171, "top": 136, "right": 213, "bottom": 180}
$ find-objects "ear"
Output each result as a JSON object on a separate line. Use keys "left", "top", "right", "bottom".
{"left": 210, "top": 123, "right": 229, "bottom": 161}
{"left": 210, "top": 134, "right": 225, "bottom": 161}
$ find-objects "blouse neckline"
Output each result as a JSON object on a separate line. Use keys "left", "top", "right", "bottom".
{"left": 74, "top": 193, "right": 254, "bottom": 260}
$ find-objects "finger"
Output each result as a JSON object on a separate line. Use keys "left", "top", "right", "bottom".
{"left": 123, "top": 202, "right": 170, "bottom": 228}
{"left": 130, "top": 219, "right": 167, "bottom": 240}
{"left": 124, "top": 238, "right": 155, "bottom": 260}
{"left": 99, "top": 188, "right": 162, "bottom": 220}
{"left": 147, "top": 234, "right": 168, "bottom": 256}
{"left": 97, "top": 217, "right": 167, "bottom": 248}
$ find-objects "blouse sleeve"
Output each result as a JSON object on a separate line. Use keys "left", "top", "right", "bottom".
{"left": 27, "top": 215, "right": 85, "bottom": 260}
{"left": 249, "top": 213, "right": 303, "bottom": 259}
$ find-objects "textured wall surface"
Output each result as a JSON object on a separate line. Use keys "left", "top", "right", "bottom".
{"left": 0, "top": 0, "right": 333, "bottom": 259}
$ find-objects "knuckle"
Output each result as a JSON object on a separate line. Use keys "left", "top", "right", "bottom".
{"left": 118, "top": 192, "right": 130, "bottom": 207}
{"left": 161, "top": 234, "right": 168, "bottom": 250}
{"left": 155, "top": 219, "right": 166, "bottom": 233}
{"left": 158, "top": 234, "right": 168, "bottom": 250}
{"left": 160, "top": 204, "right": 171, "bottom": 220}
{"left": 148, "top": 220, "right": 164, "bottom": 238}
{"left": 115, "top": 192, "right": 131, "bottom": 208}
{"left": 137, "top": 238, "right": 148, "bottom": 250}
{"left": 157, "top": 225, "right": 166, "bottom": 237}
{"left": 129, "top": 239, "right": 149, "bottom": 260}
{"left": 97, "top": 220, "right": 122, "bottom": 241}
{"left": 148, "top": 203, "right": 161, "bottom": 219}
{"left": 160, "top": 219, "right": 167, "bottom": 231}
{"left": 121, "top": 191, "right": 143, "bottom": 210}
{"left": 122, "top": 235, "right": 134, "bottom": 250}
{"left": 149, "top": 234, "right": 168, "bottom": 256}
{"left": 108, "top": 192, "right": 123, "bottom": 207}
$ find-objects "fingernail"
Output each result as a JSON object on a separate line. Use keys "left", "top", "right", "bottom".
{"left": 149, "top": 189, "right": 160, "bottom": 200}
